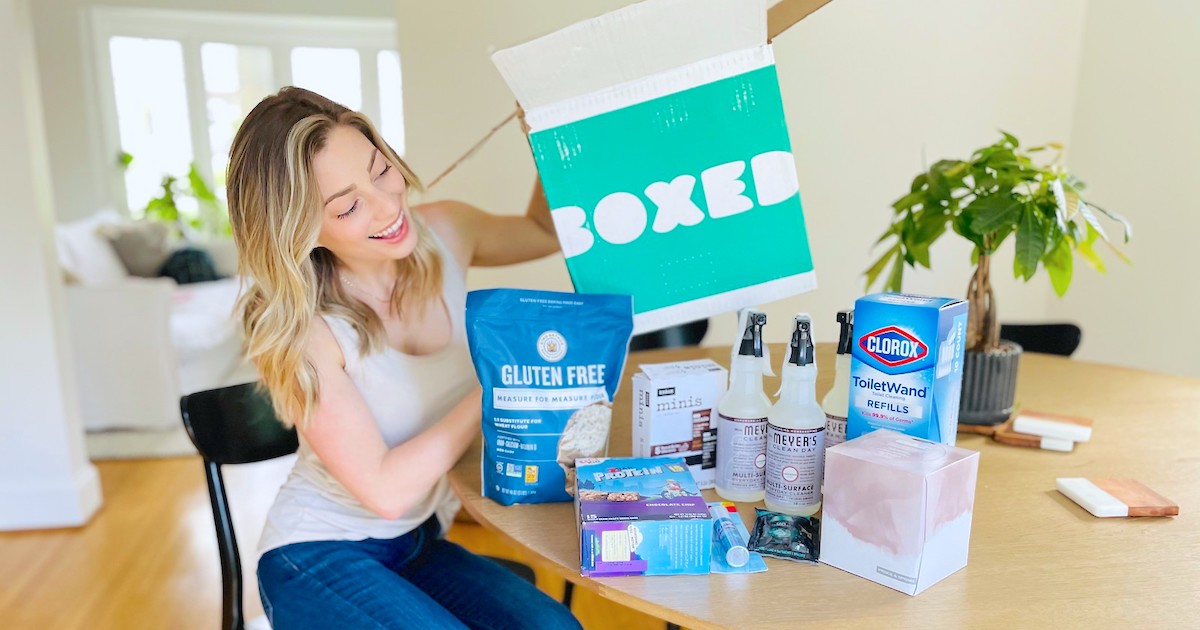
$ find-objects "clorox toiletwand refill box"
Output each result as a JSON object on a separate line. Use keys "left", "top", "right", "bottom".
{"left": 848, "top": 294, "right": 968, "bottom": 445}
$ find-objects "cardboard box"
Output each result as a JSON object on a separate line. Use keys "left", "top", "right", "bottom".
{"left": 821, "top": 430, "right": 980, "bottom": 595}
{"left": 632, "top": 359, "right": 727, "bottom": 489}
{"left": 491, "top": 0, "right": 816, "bottom": 334}
{"left": 575, "top": 457, "right": 711, "bottom": 576}
{"left": 848, "top": 293, "right": 968, "bottom": 444}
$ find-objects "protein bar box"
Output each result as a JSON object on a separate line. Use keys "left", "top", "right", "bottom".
{"left": 632, "top": 359, "right": 728, "bottom": 489}
{"left": 575, "top": 457, "right": 712, "bottom": 576}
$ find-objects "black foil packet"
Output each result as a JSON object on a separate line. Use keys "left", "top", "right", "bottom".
{"left": 747, "top": 508, "right": 820, "bottom": 564}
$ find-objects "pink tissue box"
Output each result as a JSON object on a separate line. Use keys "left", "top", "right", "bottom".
{"left": 821, "top": 429, "right": 979, "bottom": 595}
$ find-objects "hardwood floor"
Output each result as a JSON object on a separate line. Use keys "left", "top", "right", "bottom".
{"left": 0, "top": 457, "right": 670, "bottom": 630}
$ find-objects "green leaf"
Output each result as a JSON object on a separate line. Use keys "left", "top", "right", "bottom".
{"left": 1076, "top": 224, "right": 1107, "bottom": 273}
{"left": 915, "top": 214, "right": 948, "bottom": 242}
{"left": 1103, "top": 239, "right": 1133, "bottom": 265}
{"left": 909, "top": 173, "right": 928, "bottom": 193}
{"left": 1078, "top": 203, "right": 1111, "bottom": 242}
{"left": 1043, "top": 238, "right": 1073, "bottom": 296}
{"left": 885, "top": 254, "right": 905, "bottom": 292}
{"left": 188, "top": 165, "right": 219, "bottom": 203}
{"left": 927, "top": 167, "right": 949, "bottom": 200}
{"left": 931, "top": 159, "right": 968, "bottom": 187}
{"left": 951, "top": 212, "right": 985, "bottom": 250}
{"left": 989, "top": 223, "right": 1015, "bottom": 253}
{"left": 1088, "top": 203, "right": 1133, "bottom": 242}
{"left": 892, "top": 190, "right": 925, "bottom": 212}
{"left": 873, "top": 227, "right": 898, "bottom": 247}
{"left": 1051, "top": 178, "right": 1070, "bottom": 231}
{"left": 865, "top": 244, "right": 900, "bottom": 289}
{"left": 1062, "top": 186, "right": 1082, "bottom": 220}
{"left": 1066, "top": 218, "right": 1086, "bottom": 244}
{"left": 967, "top": 194, "right": 1022, "bottom": 233}
{"left": 910, "top": 243, "right": 932, "bottom": 268}
{"left": 117, "top": 151, "right": 133, "bottom": 169}
{"left": 1013, "top": 206, "right": 1046, "bottom": 281}
{"left": 999, "top": 130, "right": 1019, "bottom": 148}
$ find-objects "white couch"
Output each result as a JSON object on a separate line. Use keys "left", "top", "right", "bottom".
{"left": 55, "top": 210, "right": 256, "bottom": 458}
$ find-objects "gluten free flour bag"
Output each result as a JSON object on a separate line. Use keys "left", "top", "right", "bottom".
{"left": 467, "top": 289, "right": 634, "bottom": 505}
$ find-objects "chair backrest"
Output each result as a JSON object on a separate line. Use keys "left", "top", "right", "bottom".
{"left": 629, "top": 319, "right": 710, "bottom": 352}
{"left": 181, "top": 382, "right": 298, "bottom": 465}
{"left": 180, "top": 382, "right": 296, "bottom": 630}
{"left": 999, "top": 323, "right": 1083, "bottom": 357}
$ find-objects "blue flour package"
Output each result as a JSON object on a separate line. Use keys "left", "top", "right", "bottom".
{"left": 847, "top": 293, "right": 968, "bottom": 445}
{"left": 467, "top": 289, "right": 634, "bottom": 505}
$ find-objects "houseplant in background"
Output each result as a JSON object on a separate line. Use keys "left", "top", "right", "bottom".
{"left": 121, "top": 152, "right": 238, "bottom": 278}
{"left": 142, "top": 163, "right": 232, "bottom": 239}
{"left": 865, "top": 132, "right": 1131, "bottom": 424}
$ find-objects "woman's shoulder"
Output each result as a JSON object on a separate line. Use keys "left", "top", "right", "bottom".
{"left": 306, "top": 314, "right": 348, "bottom": 370}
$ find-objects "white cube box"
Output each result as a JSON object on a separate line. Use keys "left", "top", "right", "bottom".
{"left": 821, "top": 429, "right": 980, "bottom": 595}
{"left": 631, "top": 359, "right": 728, "bottom": 489}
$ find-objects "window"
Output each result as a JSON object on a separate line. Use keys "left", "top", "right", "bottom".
{"left": 88, "top": 8, "right": 403, "bottom": 218}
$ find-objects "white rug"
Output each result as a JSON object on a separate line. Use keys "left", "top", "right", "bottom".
{"left": 86, "top": 425, "right": 198, "bottom": 460}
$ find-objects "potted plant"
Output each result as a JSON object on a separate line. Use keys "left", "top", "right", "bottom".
{"left": 120, "top": 152, "right": 238, "bottom": 277}
{"left": 865, "top": 132, "right": 1131, "bottom": 424}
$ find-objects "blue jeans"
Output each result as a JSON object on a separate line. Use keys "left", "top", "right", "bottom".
{"left": 258, "top": 517, "right": 581, "bottom": 630}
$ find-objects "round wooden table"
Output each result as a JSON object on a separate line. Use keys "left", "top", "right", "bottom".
{"left": 449, "top": 343, "right": 1198, "bottom": 629}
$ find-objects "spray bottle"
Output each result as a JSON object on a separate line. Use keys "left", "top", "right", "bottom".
{"left": 715, "top": 309, "right": 772, "bottom": 503}
{"left": 822, "top": 310, "right": 853, "bottom": 451}
{"left": 764, "top": 313, "right": 825, "bottom": 516}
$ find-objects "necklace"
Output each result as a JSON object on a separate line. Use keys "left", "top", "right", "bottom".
{"left": 339, "top": 273, "right": 394, "bottom": 303}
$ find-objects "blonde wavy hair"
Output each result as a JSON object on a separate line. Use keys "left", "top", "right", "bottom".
{"left": 227, "top": 87, "right": 443, "bottom": 429}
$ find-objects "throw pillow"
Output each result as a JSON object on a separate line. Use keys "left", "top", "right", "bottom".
{"left": 99, "top": 221, "right": 173, "bottom": 277}
{"left": 53, "top": 209, "right": 127, "bottom": 286}
{"left": 159, "top": 247, "right": 222, "bottom": 285}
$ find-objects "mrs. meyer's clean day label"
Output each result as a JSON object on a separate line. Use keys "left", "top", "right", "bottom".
{"left": 846, "top": 293, "right": 968, "bottom": 445}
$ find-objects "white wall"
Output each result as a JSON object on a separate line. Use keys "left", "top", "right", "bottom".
{"left": 398, "top": 0, "right": 1087, "bottom": 347}
{"left": 1048, "top": 1, "right": 1200, "bottom": 377}
{"left": 30, "top": 0, "right": 395, "bottom": 223}
{"left": 0, "top": 0, "right": 102, "bottom": 530}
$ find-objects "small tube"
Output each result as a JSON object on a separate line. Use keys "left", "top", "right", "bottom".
{"left": 714, "top": 514, "right": 749, "bottom": 568}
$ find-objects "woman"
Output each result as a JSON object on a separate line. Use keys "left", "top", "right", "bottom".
{"left": 226, "top": 86, "right": 579, "bottom": 630}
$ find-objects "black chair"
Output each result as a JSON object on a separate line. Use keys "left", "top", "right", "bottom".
{"left": 629, "top": 319, "right": 710, "bottom": 352}
{"left": 999, "top": 323, "right": 1082, "bottom": 357}
{"left": 181, "top": 382, "right": 537, "bottom": 630}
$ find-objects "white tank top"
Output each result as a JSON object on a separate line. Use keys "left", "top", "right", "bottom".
{"left": 258, "top": 234, "right": 476, "bottom": 556}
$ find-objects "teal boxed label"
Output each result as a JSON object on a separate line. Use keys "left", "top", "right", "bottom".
{"left": 531, "top": 64, "right": 814, "bottom": 324}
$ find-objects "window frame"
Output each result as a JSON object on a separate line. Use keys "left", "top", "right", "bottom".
{"left": 85, "top": 6, "right": 399, "bottom": 215}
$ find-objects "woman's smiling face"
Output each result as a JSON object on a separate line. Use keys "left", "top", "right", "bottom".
{"left": 312, "top": 124, "right": 416, "bottom": 265}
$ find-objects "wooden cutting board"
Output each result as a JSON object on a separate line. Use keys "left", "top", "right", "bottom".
{"left": 1057, "top": 477, "right": 1180, "bottom": 517}
{"left": 993, "top": 417, "right": 1073, "bottom": 452}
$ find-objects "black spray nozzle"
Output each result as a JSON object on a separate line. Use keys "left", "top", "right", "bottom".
{"left": 789, "top": 315, "right": 814, "bottom": 366}
{"left": 738, "top": 311, "right": 767, "bottom": 358}
{"left": 837, "top": 309, "right": 854, "bottom": 355}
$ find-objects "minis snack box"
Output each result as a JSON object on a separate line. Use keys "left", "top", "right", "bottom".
{"left": 632, "top": 359, "right": 728, "bottom": 489}
{"left": 575, "top": 457, "right": 712, "bottom": 576}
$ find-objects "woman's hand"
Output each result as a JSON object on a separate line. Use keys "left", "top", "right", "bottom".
{"left": 297, "top": 320, "right": 482, "bottom": 520}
